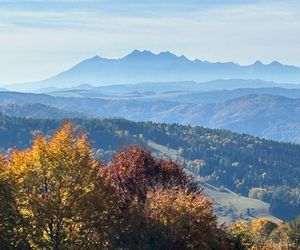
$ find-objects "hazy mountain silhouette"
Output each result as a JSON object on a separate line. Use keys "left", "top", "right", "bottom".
{"left": 7, "top": 50, "right": 300, "bottom": 91}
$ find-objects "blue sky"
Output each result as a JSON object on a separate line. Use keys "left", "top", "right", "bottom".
{"left": 0, "top": 0, "right": 299, "bottom": 85}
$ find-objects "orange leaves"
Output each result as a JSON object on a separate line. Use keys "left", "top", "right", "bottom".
{"left": 146, "top": 189, "right": 217, "bottom": 249}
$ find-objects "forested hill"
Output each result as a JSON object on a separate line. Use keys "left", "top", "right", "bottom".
{"left": 1, "top": 114, "right": 300, "bottom": 219}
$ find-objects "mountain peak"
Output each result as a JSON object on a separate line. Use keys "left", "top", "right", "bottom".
{"left": 124, "top": 49, "right": 155, "bottom": 59}
{"left": 253, "top": 60, "right": 264, "bottom": 66}
{"left": 158, "top": 51, "right": 175, "bottom": 57}
{"left": 157, "top": 51, "right": 188, "bottom": 61}
{"left": 123, "top": 50, "right": 189, "bottom": 62}
{"left": 269, "top": 60, "right": 282, "bottom": 66}
{"left": 84, "top": 55, "right": 106, "bottom": 63}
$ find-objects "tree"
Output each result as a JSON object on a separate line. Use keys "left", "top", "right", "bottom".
{"left": 230, "top": 221, "right": 254, "bottom": 250}
{"left": 99, "top": 145, "right": 196, "bottom": 204}
{"left": 250, "top": 218, "right": 278, "bottom": 238}
{"left": 0, "top": 155, "right": 30, "bottom": 249}
{"left": 146, "top": 188, "right": 220, "bottom": 249}
{"left": 0, "top": 122, "right": 106, "bottom": 249}
{"left": 99, "top": 146, "right": 229, "bottom": 249}
{"left": 0, "top": 123, "right": 236, "bottom": 249}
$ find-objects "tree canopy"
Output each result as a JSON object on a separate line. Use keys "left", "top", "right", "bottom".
{"left": 0, "top": 122, "right": 224, "bottom": 249}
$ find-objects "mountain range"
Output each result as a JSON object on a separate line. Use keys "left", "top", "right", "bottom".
{"left": 6, "top": 50, "right": 300, "bottom": 92}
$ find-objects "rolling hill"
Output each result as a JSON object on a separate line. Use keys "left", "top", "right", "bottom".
{"left": 192, "top": 94, "right": 300, "bottom": 143}
{"left": 1, "top": 91, "right": 300, "bottom": 143}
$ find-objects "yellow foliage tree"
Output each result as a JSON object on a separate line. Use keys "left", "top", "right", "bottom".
{"left": 250, "top": 218, "right": 278, "bottom": 238}
{"left": 230, "top": 221, "right": 254, "bottom": 249}
{"left": 0, "top": 122, "right": 103, "bottom": 249}
{"left": 229, "top": 219, "right": 298, "bottom": 250}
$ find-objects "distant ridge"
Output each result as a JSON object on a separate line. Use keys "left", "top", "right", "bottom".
{"left": 0, "top": 103, "right": 91, "bottom": 120}
{"left": 1, "top": 91, "right": 300, "bottom": 143}
{"left": 6, "top": 50, "right": 300, "bottom": 91}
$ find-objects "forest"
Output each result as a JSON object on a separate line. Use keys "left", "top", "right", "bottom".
{"left": 1, "top": 122, "right": 300, "bottom": 249}
{"left": 1, "top": 114, "right": 300, "bottom": 221}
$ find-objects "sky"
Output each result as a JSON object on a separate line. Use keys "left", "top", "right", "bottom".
{"left": 0, "top": 0, "right": 299, "bottom": 85}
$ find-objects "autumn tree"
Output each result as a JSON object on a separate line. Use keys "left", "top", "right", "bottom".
{"left": 229, "top": 219, "right": 299, "bottom": 250}
{"left": 230, "top": 221, "right": 254, "bottom": 249}
{"left": 99, "top": 146, "right": 230, "bottom": 249}
{"left": 0, "top": 122, "right": 116, "bottom": 249}
{"left": 100, "top": 146, "right": 196, "bottom": 202}
{"left": 0, "top": 123, "right": 238, "bottom": 249}
{"left": 146, "top": 188, "right": 220, "bottom": 249}
{"left": 0, "top": 155, "right": 30, "bottom": 249}
{"left": 250, "top": 218, "right": 278, "bottom": 238}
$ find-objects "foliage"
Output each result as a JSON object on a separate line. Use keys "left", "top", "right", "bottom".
{"left": 0, "top": 155, "right": 29, "bottom": 249}
{"left": 0, "top": 122, "right": 106, "bottom": 249}
{"left": 146, "top": 189, "right": 219, "bottom": 249}
{"left": 100, "top": 146, "right": 196, "bottom": 202}
{"left": 230, "top": 221, "right": 254, "bottom": 249}
{"left": 269, "top": 186, "right": 300, "bottom": 221}
{"left": 0, "top": 123, "right": 232, "bottom": 249}
{"left": 98, "top": 145, "right": 222, "bottom": 249}
{"left": 2, "top": 121, "right": 300, "bottom": 249}
{"left": 288, "top": 216, "right": 300, "bottom": 246}
{"left": 248, "top": 188, "right": 272, "bottom": 203}
{"left": 2, "top": 115, "right": 300, "bottom": 220}
{"left": 228, "top": 218, "right": 300, "bottom": 250}
{"left": 250, "top": 218, "right": 278, "bottom": 238}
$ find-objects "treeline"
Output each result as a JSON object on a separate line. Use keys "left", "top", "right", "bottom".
{"left": 1, "top": 114, "right": 300, "bottom": 220}
{"left": 1, "top": 122, "right": 300, "bottom": 249}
